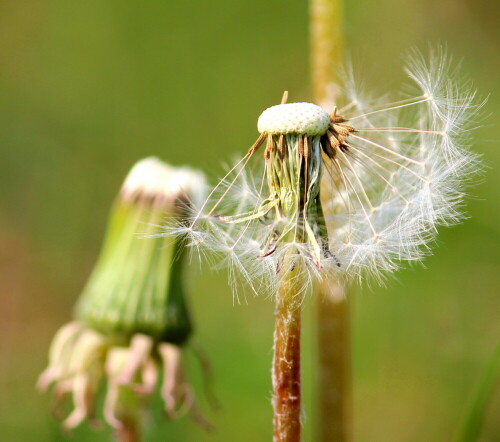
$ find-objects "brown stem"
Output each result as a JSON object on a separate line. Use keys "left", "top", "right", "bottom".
{"left": 115, "top": 419, "right": 140, "bottom": 442}
{"left": 272, "top": 263, "right": 302, "bottom": 442}
{"left": 316, "top": 280, "right": 350, "bottom": 441}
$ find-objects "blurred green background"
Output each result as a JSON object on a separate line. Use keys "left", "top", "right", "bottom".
{"left": 0, "top": 0, "right": 498, "bottom": 440}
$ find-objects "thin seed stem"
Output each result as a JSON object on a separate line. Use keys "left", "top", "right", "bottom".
{"left": 350, "top": 134, "right": 424, "bottom": 166}
{"left": 334, "top": 158, "right": 378, "bottom": 238}
{"left": 356, "top": 127, "right": 443, "bottom": 135}
{"left": 231, "top": 162, "right": 268, "bottom": 248}
{"left": 273, "top": 258, "right": 303, "bottom": 442}
{"left": 343, "top": 95, "right": 427, "bottom": 116}
{"left": 323, "top": 160, "right": 353, "bottom": 241}
{"left": 190, "top": 152, "right": 253, "bottom": 227}
{"left": 348, "top": 97, "right": 431, "bottom": 120}
{"left": 345, "top": 150, "right": 411, "bottom": 203}
{"left": 337, "top": 151, "right": 375, "bottom": 211}
{"left": 347, "top": 143, "right": 428, "bottom": 182}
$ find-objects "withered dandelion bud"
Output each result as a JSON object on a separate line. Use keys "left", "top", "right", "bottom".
{"left": 38, "top": 157, "right": 211, "bottom": 433}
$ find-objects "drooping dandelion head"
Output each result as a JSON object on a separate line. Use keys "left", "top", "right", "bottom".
{"left": 38, "top": 158, "right": 212, "bottom": 432}
{"left": 179, "top": 48, "right": 483, "bottom": 297}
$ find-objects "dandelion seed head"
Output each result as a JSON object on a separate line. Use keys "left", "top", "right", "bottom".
{"left": 173, "top": 48, "right": 484, "bottom": 296}
{"left": 122, "top": 157, "right": 173, "bottom": 196}
{"left": 121, "top": 156, "right": 207, "bottom": 211}
{"left": 258, "top": 102, "right": 330, "bottom": 136}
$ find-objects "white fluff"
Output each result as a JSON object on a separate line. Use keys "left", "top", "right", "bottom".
{"left": 171, "top": 49, "right": 484, "bottom": 296}
{"left": 122, "top": 156, "right": 207, "bottom": 208}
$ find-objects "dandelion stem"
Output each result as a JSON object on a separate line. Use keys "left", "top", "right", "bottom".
{"left": 115, "top": 418, "right": 140, "bottom": 442}
{"left": 316, "top": 282, "right": 350, "bottom": 442}
{"left": 310, "top": 0, "right": 343, "bottom": 106}
{"left": 310, "top": 0, "right": 350, "bottom": 440}
{"left": 273, "top": 258, "right": 303, "bottom": 442}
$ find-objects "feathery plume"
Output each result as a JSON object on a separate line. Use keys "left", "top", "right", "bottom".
{"left": 174, "top": 48, "right": 483, "bottom": 294}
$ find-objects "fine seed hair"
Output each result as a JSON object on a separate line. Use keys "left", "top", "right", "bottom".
{"left": 162, "top": 48, "right": 484, "bottom": 298}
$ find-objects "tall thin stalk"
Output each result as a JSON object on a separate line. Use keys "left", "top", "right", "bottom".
{"left": 310, "top": 0, "right": 344, "bottom": 106}
{"left": 309, "top": 0, "right": 350, "bottom": 440}
{"left": 272, "top": 260, "right": 303, "bottom": 442}
{"left": 316, "top": 281, "right": 350, "bottom": 441}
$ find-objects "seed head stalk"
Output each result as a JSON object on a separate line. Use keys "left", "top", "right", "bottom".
{"left": 115, "top": 419, "right": 139, "bottom": 442}
{"left": 256, "top": 93, "right": 337, "bottom": 440}
{"left": 110, "top": 378, "right": 141, "bottom": 442}
{"left": 273, "top": 257, "right": 303, "bottom": 442}
{"left": 310, "top": 0, "right": 350, "bottom": 440}
{"left": 268, "top": 94, "right": 318, "bottom": 441}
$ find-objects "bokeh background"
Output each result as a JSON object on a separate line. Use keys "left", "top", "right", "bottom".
{"left": 0, "top": 0, "right": 498, "bottom": 441}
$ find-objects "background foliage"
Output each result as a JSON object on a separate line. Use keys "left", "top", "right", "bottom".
{"left": 0, "top": 0, "right": 498, "bottom": 440}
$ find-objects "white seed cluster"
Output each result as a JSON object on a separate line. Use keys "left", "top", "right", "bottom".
{"left": 182, "top": 50, "right": 484, "bottom": 293}
{"left": 122, "top": 157, "right": 206, "bottom": 207}
{"left": 123, "top": 157, "right": 174, "bottom": 196}
{"left": 257, "top": 102, "right": 330, "bottom": 136}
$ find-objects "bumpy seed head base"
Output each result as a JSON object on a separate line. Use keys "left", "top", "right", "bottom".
{"left": 234, "top": 92, "right": 357, "bottom": 269}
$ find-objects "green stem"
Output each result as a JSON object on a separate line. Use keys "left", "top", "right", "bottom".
{"left": 114, "top": 384, "right": 141, "bottom": 442}
{"left": 272, "top": 259, "right": 303, "bottom": 442}
{"left": 310, "top": 0, "right": 343, "bottom": 106}
{"left": 316, "top": 281, "right": 350, "bottom": 441}
{"left": 309, "top": 0, "right": 349, "bottom": 440}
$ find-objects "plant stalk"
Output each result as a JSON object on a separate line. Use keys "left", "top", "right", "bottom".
{"left": 115, "top": 419, "right": 140, "bottom": 442}
{"left": 310, "top": 0, "right": 343, "bottom": 106}
{"left": 113, "top": 378, "right": 141, "bottom": 442}
{"left": 272, "top": 261, "right": 303, "bottom": 442}
{"left": 316, "top": 281, "right": 350, "bottom": 441}
{"left": 310, "top": 0, "right": 349, "bottom": 440}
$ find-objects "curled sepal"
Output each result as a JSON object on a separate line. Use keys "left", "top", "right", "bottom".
{"left": 159, "top": 343, "right": 213, "bottom": 430}
{"left": 37, "top": 324, "right": 107, "bottom": 430}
